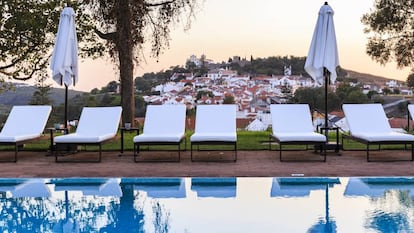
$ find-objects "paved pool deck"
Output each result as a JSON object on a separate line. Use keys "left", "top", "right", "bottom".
{"left": 1, "top": 149, "right": 414, "bottom": 178}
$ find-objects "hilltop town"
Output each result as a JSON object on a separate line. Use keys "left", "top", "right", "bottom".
{"left": 1, "top": 54, "right": 411, "bottom": 131}
{"left": 139, "top": 55, "right": 412, "bottom": 130}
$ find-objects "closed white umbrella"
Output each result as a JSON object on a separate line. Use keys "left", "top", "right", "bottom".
{"left": 304, "top": 2, "right": 339, "bottom": 129}
{"left": 50, "top": 7, "right": 78, "bottom": 132}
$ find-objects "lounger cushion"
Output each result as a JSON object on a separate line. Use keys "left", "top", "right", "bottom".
{"left": 343, "top": 104, "right": 414, "bottom": 142}
{"left": 270, "top": 104, "right": 315, "bottom": 133}
{"left": 134, "top": 133, "right": 184, "bottom": 143}
{"left": 0, "top": 105, "right": 52, "bottom": 143}
{"left": 351, "top": 132, "right": 414, "bottom": 142}
{"left": 272, "top": 132, "right": 327, "bottom": 143}
{"left": 54, "top": 106, "right": 122, "bottom": 144}
{"left": 270, "top": 104, "right": 326, "bottom": 143}
{"left": 190, "top": 132, "right": 237, "bottom": 142}
{"left": 133, "top": 104, "right": 186, "bottom": 143}
{"left": 0, "top": 134, "right": 43, "bottom": 143}
{"left": 190, "top": 105, "right": 237, "bottom": 142}
{"left": 54, "top": 133, "right": 116, "bottom": 143}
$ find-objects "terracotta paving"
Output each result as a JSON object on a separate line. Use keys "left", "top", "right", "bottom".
{"left": 1, "top": 149, "right": 414, "bottom": 178}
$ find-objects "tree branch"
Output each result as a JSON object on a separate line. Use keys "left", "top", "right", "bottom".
{"left": 145, "top": 0, "right": 176, "bottom": 7}
{"left": 12, "top": 55, "right": 51, "bottom": 81}
{"left": 94, "top": 28, "right": 116, "bottom": 41}
{"left": 0, "top": 49, "right": 32, "bottom": 70}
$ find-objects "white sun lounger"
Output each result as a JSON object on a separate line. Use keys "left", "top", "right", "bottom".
{"left": 0, "top": 105, "right": 52, "bottom": 162}
{"left": 53, "top": 106, "right": 122, "bottom": 162}
{"left": 133, "top": 104, "right": 186, "bottom": 162}
{"left": 407, "top": 104, "right": 414, "bottom": 131}
{"left": 191, "top": 178, "right": 237, "bottom": 198}
{"left": 270, "top": 104, "right": 327, "bottom": 162}
{"left": 270, "top": 177, "right": 340, "bottom": 197}
{"left": 52, "top": 178, "right": 122, "bottom": 197}
{"left": 132, "top": 178, "right": 186, "bottom": 198}
{"left": 344, "top": 177, "right": 414, "bottom": 198}
{"left": 190, "top": 104, "right": 237, "bottom": 162}
{"left": 343, "top": 103, "right": 414, "bottom": 161}
{"left": 0, "top": 178, "right": 51, "bottom": 198}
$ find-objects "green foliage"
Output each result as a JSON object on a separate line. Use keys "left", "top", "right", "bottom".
{"left": 101, "top": 81, "right": 119, "bottom": 93}
{"left": 29, "top": 75, "right": 53, "bottom": 105}
{"left": 406, "top": 73, "right": 414, "bottom": 89}
{"left": 382, "top": 87, "right": 392, "bottom": 95}
{"left": 100, "top": 93, "right": 116, "bottom": 106}
{"left": 223, "top": 95, "right": 235, "bottom": 104}
{"left": 291, "top": 82, "right": 369, "bottom": 112}
{"left": 367, "top": 90, "right": 379, "bottom": 100}
{"left": 0, "top": 1, "right": 104, "bottom": 86}
{"left": 336, "top": 82, "right": 369, "bottom": 104}
{"left": 291, "top": 87, "right": 327, "bottom": 111}
{"left": 8, "top": 129, "right": 395, "bottom": 152}
{"left": 196, "top": 90, "right": 214, "bottom": 100}
{"left": 134, "top": 95, "right": 146, "bottom": 117}
{"left": 91, "top": 88, "right": 100, "bottom": 94}
{"left": 362, "top": 0, "right": 414, "bottom": 68}
{"left": 345, "top": 90, "right": 369, "bottom": 104}
{"left": 84, "top": 0, "right": 201, "bottom": 125}
{"left": 1, "top": 0, "right": 201, "bottom": 125}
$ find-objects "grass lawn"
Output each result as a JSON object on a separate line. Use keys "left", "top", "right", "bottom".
{"left": 1, "top": 129, "right": 411, "bottom": 152}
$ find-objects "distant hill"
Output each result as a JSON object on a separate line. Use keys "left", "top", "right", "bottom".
{"left": 0, "top": 85, "right": 85, "bottom": 106}
{"left": 0, "top": 68, "right": 401, "bottom": 107}
{"left": 344, "top": 69, "right": 399, "bottom": 85}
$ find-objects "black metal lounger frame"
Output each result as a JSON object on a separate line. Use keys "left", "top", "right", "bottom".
{"left": 0, "top": 138, "right": 41, "bottom": 162}
{"left": 53, "top": 139, "right": 114, "bottom": 163}
{"left": 345, "top": 135, "right": 414, "bottom": 162}
{"left": 133, "top": 138, "right": 186, "bottom": 162}
{"left": 269, "top": 135, "right": 327, "bottom": 162}
{"left": 190, "top": 141, "right": 237, "bottom": 162}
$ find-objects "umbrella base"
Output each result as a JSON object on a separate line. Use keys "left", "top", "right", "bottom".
{"left": 314, "top": 143, "right": 342, "bottom": 154}
{"left": 53, "top": 144, "right": 78, "bottom": 153}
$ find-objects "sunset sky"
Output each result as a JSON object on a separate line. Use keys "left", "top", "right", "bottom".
{"left": 66, "top": 0, "right": 411, "bottom": 92}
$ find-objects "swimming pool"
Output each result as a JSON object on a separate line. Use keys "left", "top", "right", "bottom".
{"left": 0, "top": 177, "right": 413, "bottom": 233}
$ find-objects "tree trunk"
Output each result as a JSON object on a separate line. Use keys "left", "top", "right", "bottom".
{"left": 117, "top": 1, "right": 135, "bottom": 126}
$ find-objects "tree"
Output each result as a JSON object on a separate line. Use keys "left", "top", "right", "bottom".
{"left": 223, "top": 94, "right": 235, "bottom": 104}
{"left": 367, "top": 90, "right": 379, "bottom": 100}
{"left": 84, "top": 0, "right": 200, "bottom": 126}
{"left": 0, "top": 1, "right": 103, "bottom": 87}
{"left": 101, "top": 80, "right": 119, "bottom": 93}
{"left": 29, "top": 74, "right": 53, "bottom": 105}
{"left": 100, "top": 93, "right": 116, "bottom": 106}
{"left": 362, "top": 0, "right": 414, "bottom": 68}
{"left": 382, "top": 87, "right": 392, "bottom": 95}
{"left": 345, "top": 90, "right": 369, "bottom": 104}
{"left": 134, "top": 77, "right": 152, "bottom": 94}
{"left": 196, "top": 90, "right": 214, "bottom": 100}
{"left": 406, "top": 73, "right": 414, "bottom": 89}
{"left": 0, "top": 1, "right": 59, "bottom": 83}
{"left": 291, "top": 87, "right": 325, "bottom": 111}
{"left": 91, "top": 88, "right": 100, "bottom": 94}
{"left": 135, "top": 95, "right": 146, "bottom": 118}
{"left": 1, "top": 1, "right": 201, "bottom": 127}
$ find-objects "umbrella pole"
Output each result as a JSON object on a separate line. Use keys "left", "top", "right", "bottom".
{"left": 325, "top": 184, "right": 329, "bottom": 223}
{"left": 65, "top": 190, "right": 69, "bottom": 221}
{"left": 324, "top": 68, "right": 329, "bottom": 132}
{"left": 64, "top": 84, "right": 68, "bottom": 134}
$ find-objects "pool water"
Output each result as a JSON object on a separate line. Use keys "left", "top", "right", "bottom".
{"left": 0, "top": 177, "right": 413, "bottom": 233}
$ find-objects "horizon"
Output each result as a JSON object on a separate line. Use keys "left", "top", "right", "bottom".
{"left": 18, "top": 0, "right": 413, "bottom": 92}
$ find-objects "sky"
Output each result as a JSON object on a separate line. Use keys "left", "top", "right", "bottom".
{"left": 54, "top": 0, "right": 412, "bottom": 92}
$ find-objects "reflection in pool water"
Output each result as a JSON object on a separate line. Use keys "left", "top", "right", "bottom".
{"left": 0, "top": 177, "right": 414, "bottom": 233}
